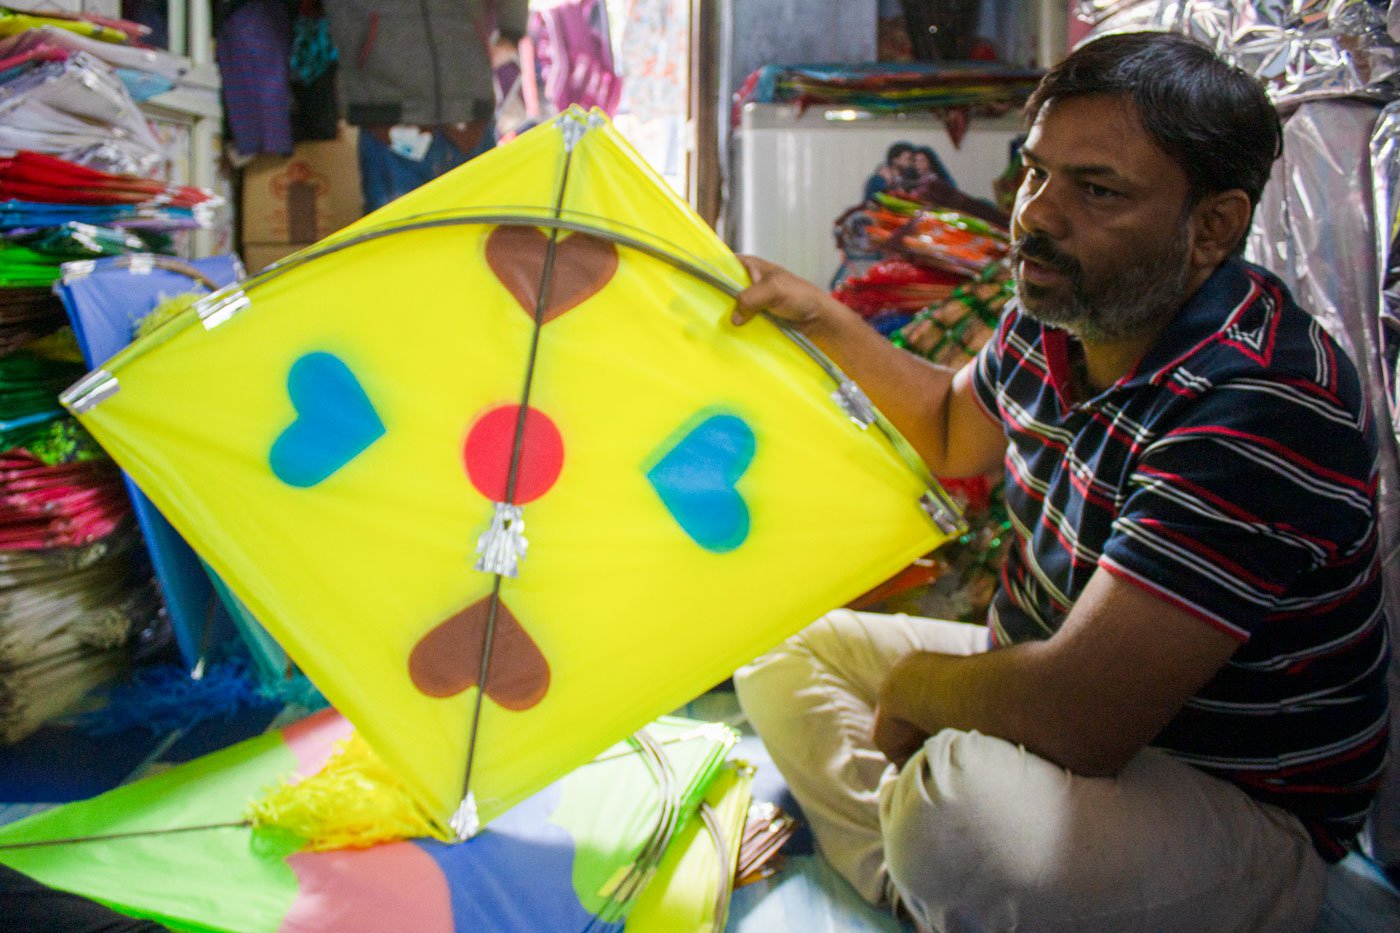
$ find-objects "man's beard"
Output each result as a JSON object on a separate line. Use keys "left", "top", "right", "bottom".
{"left": 1010, "top": 219, "right": 1193, "bottom": 343}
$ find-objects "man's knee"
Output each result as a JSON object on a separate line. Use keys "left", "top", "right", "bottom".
{"left": 734, "top": 611, "right": 864, "bottom": 711}
{"left": 880, "top": 729, "right": 1069, "bottom": 918}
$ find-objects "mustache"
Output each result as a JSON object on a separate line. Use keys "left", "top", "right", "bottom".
{"left": 1012, "top": 233, "right": 1082, "bottom": 280}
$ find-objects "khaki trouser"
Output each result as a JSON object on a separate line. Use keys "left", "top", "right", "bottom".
{"left": 734, "top": 610, "right": 1328, "bottom": 932}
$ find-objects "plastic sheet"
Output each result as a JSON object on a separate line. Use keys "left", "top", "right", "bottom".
{"left": 1245, "top": 99, "right": 1400, "bottom": 866}
{"left": 0, "top": 53, "right": 164, "bottom": 175}
{"left": 1368, "top": 95, "right": 1400, "bottom": 865}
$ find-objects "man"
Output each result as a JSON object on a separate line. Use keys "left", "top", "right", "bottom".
{"left": 731, "top": 32, "right": 1390, "bottom": 931}
{"left": 325, "top": 0, "right": 528, "bottom": 212}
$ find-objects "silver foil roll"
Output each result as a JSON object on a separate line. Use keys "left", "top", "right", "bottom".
{"left": 1075, "top": 1, "right": 1400, "bottom": 109}
{"left": 1367, "top": 95, "right": 1400, "bottom": 866}
{"left": 1372, "top": 100, "right": 1400, "bottom": 412}
{"left": 1231, "top": 97, "right": 1400, "bottom": 867}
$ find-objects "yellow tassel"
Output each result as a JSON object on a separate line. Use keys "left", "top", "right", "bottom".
{"left": 246, "top": 732, "right": 441, "bottom": 850}
{"left": 135, "top": 292, "right": 201, "bottom": 339}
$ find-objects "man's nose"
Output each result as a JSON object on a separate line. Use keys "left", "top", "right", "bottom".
{"left": 1013, "top": 177, "right": 1070, "bottom": 243}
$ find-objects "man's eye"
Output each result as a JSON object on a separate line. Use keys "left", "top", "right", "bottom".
{"left": 1084, "top": 182, "right": 1121, "bottom": 199}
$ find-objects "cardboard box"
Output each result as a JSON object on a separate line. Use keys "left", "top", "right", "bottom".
{"left": 241, "top": 126, "right": 362, "bottom": 246}
{"left": 240, "top": 242, "right": 313, "bottom": 275}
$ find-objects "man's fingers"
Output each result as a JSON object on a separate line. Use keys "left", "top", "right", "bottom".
{"left": 732, "top": 255, "right": 781, "bottom": 325}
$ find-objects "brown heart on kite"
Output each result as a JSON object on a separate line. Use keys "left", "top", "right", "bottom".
{"left": 485, "top": 225, "right": 619, "bottom": 325}
{"left": 408, "top": 596, "right": 550, "bottom": 710}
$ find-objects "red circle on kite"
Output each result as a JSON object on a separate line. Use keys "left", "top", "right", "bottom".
{"left": 464, "top": 405, "right": 564, "bottom": 504}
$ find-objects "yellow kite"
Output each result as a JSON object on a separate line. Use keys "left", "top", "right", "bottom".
{"left": 61, "top": 108, "right": 963, "bottom": 838}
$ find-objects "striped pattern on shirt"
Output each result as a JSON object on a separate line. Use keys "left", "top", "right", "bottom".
{"left": 970, "top": 257, "right": 1390, "bottom": 860}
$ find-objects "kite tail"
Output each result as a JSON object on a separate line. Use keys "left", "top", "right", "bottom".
{"left": 246, "top": 731, "right": 441, "bottom": 850}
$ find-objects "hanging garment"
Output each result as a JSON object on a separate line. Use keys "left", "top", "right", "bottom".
{"left": 531, "top": 0, "right": 623, "bottom": 116}
{"left": 326, "top": 0, "right": 527, "bottom": 127}
{"left": 216, "top": 0, "right": 294, "bottom": 157}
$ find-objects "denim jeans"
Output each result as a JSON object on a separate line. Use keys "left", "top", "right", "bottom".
{"left": 357, "top": 124, "right": 497, "bottom": 214}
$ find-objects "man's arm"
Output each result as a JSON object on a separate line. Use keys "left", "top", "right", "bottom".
{"left": 874, "top": 568, "right": 1241, "bottom": 775}
{"left": 733, "top": 256, "right": 1007, "bottom": 478}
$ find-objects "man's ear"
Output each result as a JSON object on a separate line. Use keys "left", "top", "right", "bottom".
{"left": 1189, "top": 189, "right": 1253, "bottom": 266}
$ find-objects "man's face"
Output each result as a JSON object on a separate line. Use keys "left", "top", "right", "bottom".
{"left": 1010, "top": 94, "right": 1197, "bottom": 343}
{"left": 891, "top": 149, "right": 916, "bottom": 173}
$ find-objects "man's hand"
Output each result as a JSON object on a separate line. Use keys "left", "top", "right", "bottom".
{"left": 731, "top": 254, "right": 1008, "bottom": 479}
{"left": 733, "top": 255, "right": 852, "bottom": 337}
{"left": 874, "top": 652, "right": 937, "bottom": 768}
{"left": 873, "top": 702, "right": 928, "bottom": 768}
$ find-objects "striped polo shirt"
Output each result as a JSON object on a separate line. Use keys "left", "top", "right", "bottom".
{"left": 970, "top": 257, "right": 1390, "bottom": 859}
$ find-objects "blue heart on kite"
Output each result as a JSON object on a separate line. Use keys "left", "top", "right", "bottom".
{"left": 645, "top": 413, "right": 755, "bottom": 553}
{"left": 270, "top": 352, "right": 386, "bottom": 487}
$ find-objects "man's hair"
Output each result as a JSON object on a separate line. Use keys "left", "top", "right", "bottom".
{"left": 1023, "top": 31, "right": 1282, "bottom": 211}
{"left": 885, "top": 142, "right": 915, "bottom": 164}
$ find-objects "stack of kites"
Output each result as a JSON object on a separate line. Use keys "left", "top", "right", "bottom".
{"left": 734, "top": 60, "right": 1043, "bottom": 145}
{"left": 834, "top": 191, "right": 1010, "bottom": 337}
{"left": 1, "top": 106, "right": 964, "bottom": 928}
{"left": 830, "top": 188, "right": 1017, "bottom": 628}
{"left": 0, "top": 7, "right": 225, "bottom": 744}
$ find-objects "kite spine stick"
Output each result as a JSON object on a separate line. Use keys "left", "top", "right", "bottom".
{"left": 0, "top": 820, "right": 250, "bottom": 850}
{"left": 700, "top": 801, "right": 735, "bottom": 931}
{"left": 459, "top": 123, "right": 581, "bottom": 822}
{"left": 60, "top": 368, "right": 120, "bottom": 413}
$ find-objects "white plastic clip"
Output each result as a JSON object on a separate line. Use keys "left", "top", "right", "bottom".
{"left": 60, "top": 369, "right": 120, "bottom": 414}
{"left": 832, "top": 380, "right": 876, "bottom": 428}
{"left": 197, "top": 290, "right": 251, "bottom": 329}
{"left": 62, "top": 259, "right": 97, "bottom": 283}
{"left": 474, "top": 502, "right": 528, "bottom": 577}
{"left": 919, "top": 491, "right": 963, "bottom": 535}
